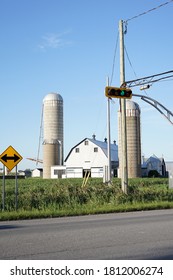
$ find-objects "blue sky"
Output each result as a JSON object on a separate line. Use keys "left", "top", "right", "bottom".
{"left": 0, "top": 0, "right": 173, "bottom": 171}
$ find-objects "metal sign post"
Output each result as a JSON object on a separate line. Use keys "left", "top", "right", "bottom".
{"left": 0, "top": 146, "right": 22, "bottom": 211}
{"left": 15, "top": 165, "right": 18, "bottom": 210}
{"left": 2, "top": 165, "right": 5, "bottom": 211}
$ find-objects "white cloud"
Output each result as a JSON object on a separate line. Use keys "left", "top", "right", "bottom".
{"left": 38, "top": 31, "right": 72, "bottom": 50}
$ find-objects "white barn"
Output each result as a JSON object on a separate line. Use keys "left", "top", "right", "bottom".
{"left": 64, "top": 136, "right": 118, "bottom": 178}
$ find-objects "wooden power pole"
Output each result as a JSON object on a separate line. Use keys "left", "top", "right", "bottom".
{"left": 119, "top": 19, "right": 128, "bottom": 194}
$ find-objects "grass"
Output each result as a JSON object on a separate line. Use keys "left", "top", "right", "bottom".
{"left": 0, "top": 177, "right": 173, "bottom": 221}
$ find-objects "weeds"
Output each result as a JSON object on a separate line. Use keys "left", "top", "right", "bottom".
{"left": 0, "top": 177, "right": 173, "bottom": 220}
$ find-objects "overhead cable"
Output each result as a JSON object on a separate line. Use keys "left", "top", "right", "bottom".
{"left": 124, "top": 46, "right": 138, "bottom": 80}
{"left": 125, "top": 0, "right": 173, "bottom": 23}
{"left": 110, "top": 32, "right": 119, "bottom": 85}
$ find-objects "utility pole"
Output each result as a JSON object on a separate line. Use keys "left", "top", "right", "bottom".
{"left": 119, "top": 19, "right": 128, "bottom": 194}
{"left": 107, "top": 77, "right": 111, "bottom": 183}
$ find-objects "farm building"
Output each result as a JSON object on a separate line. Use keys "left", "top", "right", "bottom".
{"left": 32, "top": 168, "right": 43, "bottom": 178}
{"left": 51, "top": 165, "right": 66, "bottom": 179}
{"left": 64, "top": 136, "right": 118, "bottom": 178}
{"left": 51, "top": 136, "right": 118, "bottom": 178}
{"left": 141, "top": 155, "right": 166, "bottom": 177}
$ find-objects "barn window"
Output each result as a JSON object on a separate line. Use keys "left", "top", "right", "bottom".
{"left": 84, "top": 140, "right": 89, "bottom": 145}
{"left": 75, "top": 148, "right": 80, "bottom": 153}
{"left": 94, "top": 147, "right": 98, "bottom": 152}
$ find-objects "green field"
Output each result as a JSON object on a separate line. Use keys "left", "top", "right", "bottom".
{"left": 0, "top": 177, "right": 173, "bottom": 220}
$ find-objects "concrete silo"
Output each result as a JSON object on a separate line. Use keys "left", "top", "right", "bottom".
{"left": 43, "top": 92, "right": 63, "bottom": 178}
{"left": 118, "top": 100, "right": 141, "bottom": 178}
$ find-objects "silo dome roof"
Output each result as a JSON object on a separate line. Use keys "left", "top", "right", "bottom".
{"left": 126, "top": 100, "right": 140, "bottom": 112}
{"left": 43, "top": 92, "right": 63, "bottom": 103}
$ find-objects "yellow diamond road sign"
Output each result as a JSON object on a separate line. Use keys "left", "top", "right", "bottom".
{"left": 0, "top": 145, "right": 23, "bottom": 171}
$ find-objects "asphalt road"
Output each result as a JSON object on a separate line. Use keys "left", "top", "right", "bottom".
{"left": 0, "top": 209, "right": 173, "bottom": 259}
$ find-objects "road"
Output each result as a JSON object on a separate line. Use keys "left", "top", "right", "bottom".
{"left": 0, "top": 209, "right": 173, "bottom": 259}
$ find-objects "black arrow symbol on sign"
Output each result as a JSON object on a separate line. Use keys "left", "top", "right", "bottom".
{"left": 1, "top": 154, "right": 20, "bottom": 163}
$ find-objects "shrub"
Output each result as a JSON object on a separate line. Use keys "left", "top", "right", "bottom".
{"left": 148, "top": 170, "right": 160, "bottom": 177}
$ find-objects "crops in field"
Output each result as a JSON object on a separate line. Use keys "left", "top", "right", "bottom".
{"left": 0, "top": 177, "right": 173, "bottom": 220}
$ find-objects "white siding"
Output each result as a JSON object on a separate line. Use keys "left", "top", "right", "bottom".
{"left": 51, "top": 166, "right": 66, "bottom": 179}
{"left": 32, "top": 169, "right": 43, "bottom": 178}
{"left": 91, "top": 167, "right": 103, "bottom": 178}
{"left": 66, "top": 167, "right": 83, "bottom": 178}
{"left": 65, "top": 140, "right": 108, "bottom": 169}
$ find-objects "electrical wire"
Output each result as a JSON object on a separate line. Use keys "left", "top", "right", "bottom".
{"left": 124, "top": 45, "right": 149, "bottom": 95}
{"left": 123, "top": 0, "right": 173, "bottom": 89}
{"left": 109, "top": 2, "right": 173, "bottom": 92}
{"left": 36, "top": 105, "right": 43, "bottom": 165}
{"left": 125, "top": 0, "right": 173, "bottom": 23}
{"left": 110, "top": 32, "right": 119, "bottom": 85}
{"left": 124, "top": 46, "right": 138, "bottom": 80}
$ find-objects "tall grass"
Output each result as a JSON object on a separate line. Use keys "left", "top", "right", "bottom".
{"left": 0, "top": 177, "right": 173, "bottom": 220}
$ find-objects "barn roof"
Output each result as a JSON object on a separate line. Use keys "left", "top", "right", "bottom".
{"left": 64, "top": 137, "right": 118, "bottom": 162}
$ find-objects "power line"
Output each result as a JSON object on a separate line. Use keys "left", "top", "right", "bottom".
{"left": 110, "top": 32, "right": 119, "bottom": 85}
{"left": 125, "top": 0, "right": 173, "bottom": 23}
{"left": 124, "top": 46, "right": 138, "bottom": 79}
{"left": 124, "top": 45, "right": 150, "bottom": 96}
{"left": 110, "top": 1, "right": 173, "bottom": 87}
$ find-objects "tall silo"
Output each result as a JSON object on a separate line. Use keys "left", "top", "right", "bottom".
{"left": 118, "top": 100, "right": 141, "bottom": 178}
{"left": 42, "top": 92, "right": 63, "bottom": 179}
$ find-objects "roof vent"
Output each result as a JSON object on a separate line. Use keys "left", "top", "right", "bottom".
{"left": 104, "top": 137, "right": 107, "bottom": 143}
{"left": 92, "top": 134, "right": 96, "bottom": 140}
